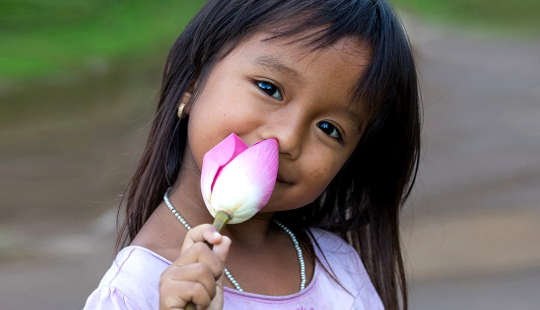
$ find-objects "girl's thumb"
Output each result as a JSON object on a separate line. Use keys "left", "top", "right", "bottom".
{"left": 213, "top": 235, "right": 231, "bottom": 262}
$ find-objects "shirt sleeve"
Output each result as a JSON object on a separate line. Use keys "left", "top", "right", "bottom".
{"left": 83, "top": 286, "right": 141, "bottom": 310}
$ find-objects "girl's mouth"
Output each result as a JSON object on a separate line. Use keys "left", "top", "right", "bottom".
{"left": 277, "top": 174, "right": 291, "bottom": 184}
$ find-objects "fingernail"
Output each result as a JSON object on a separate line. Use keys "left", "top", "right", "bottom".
{"left": 213, "top": 232, "right": 221, "bottom": 239}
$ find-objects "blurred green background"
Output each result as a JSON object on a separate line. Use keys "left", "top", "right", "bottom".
{"left": 1, "top": 0, "right": 204, "bottom": 80}
{"left": 1, "top": 0, "right": 539, "bottom": 82}
{"left": 1, "top": 1, "right": 539, "bottom": 309}
{"left": 392, "top": 0, "right": 540, "bottom": 36}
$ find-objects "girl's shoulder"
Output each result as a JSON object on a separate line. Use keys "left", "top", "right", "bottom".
{"left": 308, "top": 227, "right": 384, "bottom": 310}
{"left": 308, "top": 227, "right": 361, "bottom": 266}
{"left": 83, "top": 246, "right": 170, "bottom": 309}
{"left": 309, "top": 227, "right": 356, "bottom": 254}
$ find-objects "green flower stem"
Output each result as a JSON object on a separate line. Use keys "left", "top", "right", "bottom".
{"left": 213, "top": 210, "right": 232, "bottom": 232}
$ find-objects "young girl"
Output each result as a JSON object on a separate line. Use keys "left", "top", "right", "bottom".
{"left": 84, "top": 0, "right": 420, "bottom": 309}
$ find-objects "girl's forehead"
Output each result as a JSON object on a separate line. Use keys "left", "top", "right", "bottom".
{"left": 223, "top": 31, "right": 371, "bottom": 117}
{"left": 232, "top": 31, "right": 371, "bottom": 65}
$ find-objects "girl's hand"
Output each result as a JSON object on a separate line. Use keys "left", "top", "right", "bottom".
{"left": 159, "top": 224, "right": 231, "bottom": 310}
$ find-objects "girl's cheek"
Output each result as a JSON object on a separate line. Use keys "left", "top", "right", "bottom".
{"left": 220, "top": 100, "right": 267, "bottom": 134}
{"left": 304, "top": 150, "right": 342, "bottom": 189}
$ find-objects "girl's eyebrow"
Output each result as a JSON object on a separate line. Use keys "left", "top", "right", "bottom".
{"left": 253, "top": 55, "right": 300, "bottom": 79}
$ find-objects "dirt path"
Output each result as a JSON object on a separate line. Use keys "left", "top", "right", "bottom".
{"left": 1, "top": 16, "right": 539, "bottom": 309}
{"left": 0, "top": 63, "right": 158, "bottom": 308}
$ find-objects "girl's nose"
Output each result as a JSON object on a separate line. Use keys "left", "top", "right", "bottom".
{"left": 260, "top": 110, "right": 306, "bottom": 161}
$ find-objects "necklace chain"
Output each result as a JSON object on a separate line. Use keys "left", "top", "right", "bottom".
{"left": 163, "top": 188, "right": 306, "bottom": 292}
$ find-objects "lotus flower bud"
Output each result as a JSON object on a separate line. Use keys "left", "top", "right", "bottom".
{"left": 200, "top": 133, "right": 279, "bottom": 225}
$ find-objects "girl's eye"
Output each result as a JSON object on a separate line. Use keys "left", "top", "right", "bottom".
{"left": 256, "top": 80, "right": 283, "bottom": 101}
{"left": 318, "top": 121, "right": 343, "bottom": 143}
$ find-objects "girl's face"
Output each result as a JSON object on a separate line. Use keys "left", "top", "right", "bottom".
{"left": 186, "top": 31, "right": 371, "bottom": 213}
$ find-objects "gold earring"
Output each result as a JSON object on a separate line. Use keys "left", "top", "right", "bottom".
{"left": 177, "top": 92, "right": 192, "bottom": 119}
{"left": 177, "top": 103, "right": 186, "bottom": 119}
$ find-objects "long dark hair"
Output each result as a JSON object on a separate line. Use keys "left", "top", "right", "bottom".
{"left": 116, "top": 1, "right": 420, "bottom": 309}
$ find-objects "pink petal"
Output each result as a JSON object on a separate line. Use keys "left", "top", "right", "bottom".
{"left": 210, "top": 137, "right": 278, "bottom": 223}
{"left": 200, "top": 133, "right": 248, "bottom": 211}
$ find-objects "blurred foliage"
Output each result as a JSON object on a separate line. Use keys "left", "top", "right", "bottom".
{"left": 0, "top": 0, "right": 205, "bottom": 81}
{"left": 390, "top": 0, "right": 540, "bottom": 36}
{"left": 1, "top": 0, "right": 539, "bottom": 82}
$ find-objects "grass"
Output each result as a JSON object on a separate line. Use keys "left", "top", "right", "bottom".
{"left": 0, "top": 0, "right": 205, "bottom": 81}
{"left": 390, "top": 0, "right": 540, "bottom": 38}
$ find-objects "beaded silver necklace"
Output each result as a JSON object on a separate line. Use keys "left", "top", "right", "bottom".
{"left": 163, "top": 188, "right": 306, "bottom": 292}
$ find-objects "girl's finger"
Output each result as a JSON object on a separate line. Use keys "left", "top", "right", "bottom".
{"left": 160, "top": 280, "right": 211, "bottom": 310}
{"left": 173, "top": 242, "right": 224, "bottom": 278}
{"left": 166, "top": 263, "right": 217, "bottom": 298}
{"left": 212, "top": 235, "right": 231, "bottom": 263}
{"left": 180, "top": 224, "right": 222, "bottom": 253}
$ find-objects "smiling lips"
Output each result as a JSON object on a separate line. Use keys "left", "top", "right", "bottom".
{"left": 277, "top": 174, "right": 291, "bottom": 184}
